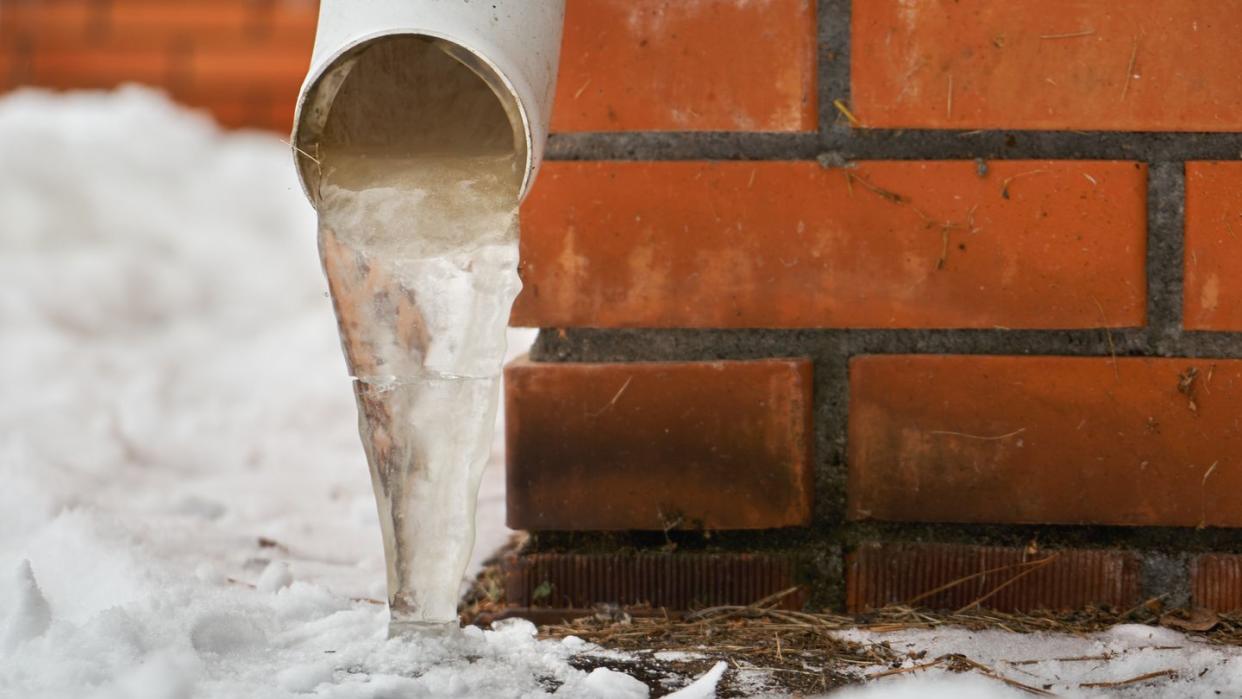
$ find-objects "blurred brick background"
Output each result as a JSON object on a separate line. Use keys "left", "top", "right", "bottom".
{"left": 0, "top": 0, "right": 317, "bottom": 131}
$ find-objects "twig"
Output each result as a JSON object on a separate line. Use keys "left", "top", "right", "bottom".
{"left": 905, "top": 555, "right": 1052, "bottom": 606}
{"left": 684, "top": 586, "right": 802, "bottom": 621}
{"left": 1001, "top": 169, "right": 1050, "bottom": 199}
{"left": 1040, "top": 29, "right": 1095, "bottom": 39}
{"left": 1203, "top": 461, "right": 1219, "bottom": 486}
{"left": 1080, "top": 668, "right": 1176, "bottom": 688}
{"left": 844, "top": 171, "right": 905, "bottom": 203}
{"left": 958, "top": 555, "right": 1059, "bottom": 612}
{"left": 927, "top": 427, "right": 1026, "bottom": 441}
{"left": 1091, "top": 297, "right": 1119, "bottom": 380}
{"left": 1121, "top": 37, "right": 1139, "bottom": 100}
{"left": 869, "top": 659, "right": 943, "bottom": 679}
{"left": 281, "top": 137, "right": 322, "bottom": 165}
{"left": 946, "top": 74, "right": 954, "bottom": 120}
{"left": 950, "top": 655, "right": 1055, "bottom": 695}
{"left": 1006, "top": 654, "right": 1111, "bottom": 666}
{"left": 589, "top": 376, "right": 633, "bottom": 417}
{"left": 833, "top": 99, "right": 861, "bottom": 127}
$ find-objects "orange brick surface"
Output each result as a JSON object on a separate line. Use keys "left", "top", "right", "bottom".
{"left": 1185, "top": 162, "right": 1242, "bottom": 331}
{"left": 849, "top": 355, "right": 1242, "bottom": 527}
{"left": 5, "top": 1, "right": 103, "bottom": 42}
{"left": 852, "top": 1, "right": 1242, "bottom": 131}
{"left": 513, "top": 161, "right": 1147, "bottom": 329}
{"left": 551, "top": 0, "right": 816, "bottom": 132}
{"left": 505, "top": 357, "right": 814, "bottom": 531}
{"left": 187, "top": 43, "right": 311, "bottom": 92}
{"left": 105, "top": 1, "right": 258, "bottom": 39}
{"left": 1192, "top": 554, "right": 1242, "bottom": 612}
{"left": 847, "top": 543, "right": 1141, "bottom": 613}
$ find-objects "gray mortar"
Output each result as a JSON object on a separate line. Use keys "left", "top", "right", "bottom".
{"left": 523, "top": 0, "right": 1242, "bottom": 609}
{"left": 1143, "top": 552, "right": 1191, "bottom": 608}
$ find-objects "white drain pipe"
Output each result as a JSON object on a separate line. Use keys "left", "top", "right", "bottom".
{"left": 290, "top": 0, "right": 565, "bottom": 202}
{"left": 287, "top": 1, "right": 565, "bottom": 634}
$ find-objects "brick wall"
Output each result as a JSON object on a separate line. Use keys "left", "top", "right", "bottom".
{"left": 0, "top": 0, "right": 317, "bottom": 131}
{"left": 505, "top": 0, "right": 1242, "bottom": 616}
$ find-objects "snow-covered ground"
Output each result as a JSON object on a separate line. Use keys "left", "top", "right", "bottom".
{"left": 2, "top": 87, "right": 1242, "bottom": 698}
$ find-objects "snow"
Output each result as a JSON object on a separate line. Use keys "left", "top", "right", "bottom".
{"left": 2, "top": 562, "right": 51, "bottom": 653}
{"left": 2, "top": 85, "right": 1242, "bottom": 698}
{"left": 666, "top": 662, "right": 727, "bottom": 699}
{"left": 839, "top": 624, "right": 1242, "bottom": 697}
{"left": 581, "top": 668, "right": 650, "bottom": 698}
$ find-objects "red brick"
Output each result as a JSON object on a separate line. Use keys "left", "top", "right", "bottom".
{"left": 105, "top": 0, "right": 257, "bottom": 38}
{"left": 505, "top": 357, "right": 814, "bottom": 531}
{"left": 170, "top": 90, "right": 269, "bottom": 129}
{"left": 263, "top": 0, "right": 319, "bottom": 44}
{"left": 852, "top": 1, "right": 1242, "bottom": 131}
{"left": 28, "top": 44, "right": 174, "bottom": 89}
{"left": 187, "top": 42, "right": 310, "bottom": 92}
{"left": 5, "top": 1, "right": 105, "bottom": 43}
{"left": 551, "top": 0, "right": 816, "bottom": 132}
{"left": 0, "top": 51, "right": 13, "bottom": 90}
{"left": 1185, "top": 162, "right": 1242, "bottom": 331}
{"left": 169, "top": 79, "right": 298, "bottom": 128}
{"left": 504, "top": 552, "right": 806, "bottom": 611}
{"left": 849, "top": 355, "right": 1242, "bottom": 527}
{"left": 513, "top": 161, "right": 1147, "bottom": 329}
{"left": 1192, "top": 554, "right": 1242, "bottom": 612}
{"left": 847, "top": 543, "right": 1141, "bottom": 613}
{"left": 267, "top": 97, "right": 296, "bottom": 133}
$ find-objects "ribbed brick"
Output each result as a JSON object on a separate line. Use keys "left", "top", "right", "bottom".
{"left": 1192, "top": 554, "right": 1242, "bottom": 612}
{"left": 551, "top": 0, "right": 816, "bottom": 132}
{"left": 1185, "top": 162, "right": 1242, "bottom": 331}
{"left": 504, "top": 552, "right": 806, "bottom": 611}
{"left": 853, "top": 1, "right": 1242, "bottom": 132}
{"left": 513, "top": 161, "right": 1147, "bottom": 329}
{"left": 505, "top": 357, "right": 813, "bottom": 531}
{"left": 847, "top": 543, "right": 1141, "bottom": 613}
{"left": 850, "top": 355, "right": 1242, "bottom": 527}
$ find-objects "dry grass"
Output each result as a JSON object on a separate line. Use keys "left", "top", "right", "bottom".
{"left": 513, "top": 601, "right": 1242, "bottom": 696}
{"left": 461, "top": 544, "right": 1242, "bottom": 695}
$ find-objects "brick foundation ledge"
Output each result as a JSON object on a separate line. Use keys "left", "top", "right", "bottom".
{"left": 501, "top": 551, "right": 811, "bottom": 615}
{"left": 846, "top": 542, "right": 1142, "bottom": 614}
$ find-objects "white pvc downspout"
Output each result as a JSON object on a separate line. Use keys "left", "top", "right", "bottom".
{"left": 290, "top": 0, "right": 565, "bottom": 203}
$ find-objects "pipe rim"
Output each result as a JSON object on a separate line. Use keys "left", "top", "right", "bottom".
{"left": 291, "top": 28, "right": 535, "bottom": 206}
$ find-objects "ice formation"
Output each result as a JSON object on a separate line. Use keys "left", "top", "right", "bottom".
{"left": 313, "top": 36, "right": 523, "bottom": 632}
